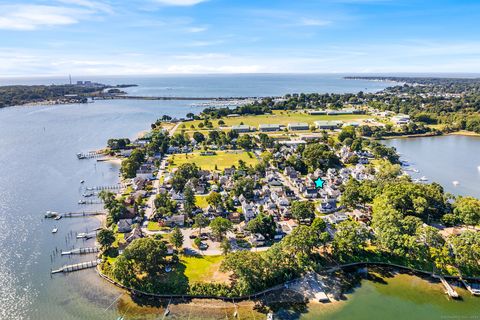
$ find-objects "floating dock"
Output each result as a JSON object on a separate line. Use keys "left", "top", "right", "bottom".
{"left": 61, "top": 247, "right": 99, "bottom": 255}
{"left": 51, "top": 259, "right": 101, "bottom": 274}
{"left": 85, "top": 184, "right": 125, "bottom": 191}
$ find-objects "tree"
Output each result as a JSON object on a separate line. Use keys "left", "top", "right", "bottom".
{"left": 97, "top": 228, "right": 115, "bottom": 250}
{"left": 192, "top": 131, "right": 205, "bottom": 143}
{"left": 206, "top": 191, "right": 223, "bottom": 209}
{"left": 290, "top": 201, "right": 315, "bottom": 222}
{"left": 453, "top": 196, "right": 480, "bottom": 226}
{"left": 332, "top": 220, "right": 369, "bottom": 260}
{"left": 186, "top": 112, "right": 195, "bottom": 119}
{"left": 338, "top": 126, "right": 356, "bottom": 142}
{"left": 193, "top": 214, "right": 209, "bottom": 235}
{"left": 220, "top": 238, "right": 232, "bottom": 255}
{"left": 171, "top": 163, "right": 199, "bottom": 192}
{"left": 209, "top": 217, "right": 233, "bottom": 241}
{"left": 233, "top": 177, "right": 255, "bottom": 200}
{"left": 120, "top": 237, "right": 168, "bottom": 275}
{"left": 237, "top": 134, "right": 254, "bottom": 150}
{"left": 302, "top": 143, "right": 340, "bottom": 171}
{"left": 170, "top": 227, "right": 184, "bottom": 250}
{"left": 246, "top": 213, "right": 277, "bottom": 240}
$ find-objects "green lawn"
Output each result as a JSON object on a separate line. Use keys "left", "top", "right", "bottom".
{"left": 185, "top": 110, "right": 370, "bottom": 131}
{"left": 147, "top": 221, "right": 161, "bottom": 231}
{"left": 182, "top": 255, "right": 225, "bottom": 283}
{"left": 168, "top": 150, "right": 258, "bottom": 171}
{"left": 195, "top": 195, "right": 209, "bottom": 209}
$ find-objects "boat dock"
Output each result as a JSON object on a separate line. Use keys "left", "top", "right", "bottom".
{"left": 85, "top": 184, "right": 125, "bottom": 191}
{"left": 435, "top": 275, "right": 459, "bottom": 298}
{"left": 61, "top": 247, "right": 99, "bottom": 255}
{"left": 45, "top": 211, "right": 105, "bottom": 218}
{"left": 51, "top": 259, "right": 101, "bottom": 274}
{"left": 460, "top": 279, "right": 480, "bottom": 296}
{"left": 77, "top": 151, "right": 103, "bottom": 160}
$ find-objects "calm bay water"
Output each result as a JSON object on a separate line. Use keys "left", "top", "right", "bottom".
{"left": 0, "top": 75, "right": 478, "bottom": 319}
{"left": 383, "top": 135, "right": 480, "bottom": 198}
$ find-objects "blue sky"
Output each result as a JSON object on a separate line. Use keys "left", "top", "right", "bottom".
{"left": 0, "top": 0, "right": 479, "bottom": 76}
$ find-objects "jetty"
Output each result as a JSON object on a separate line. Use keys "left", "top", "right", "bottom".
{"left": 51, "top": 259, "right": 101, "bottom": 274}
{"left": 85, "top": 184, "right": 125, "bottom": 191}
{"left": 45, "top": 211, "right": 105, "bottom": 218}
{"left": 434, "top": 275, "right": 459, "bottom": 298}
{"left": 61, "top": 247, "right": 99, "bottom": 255}
{"left": 77, "top": 151, "right": 103, "bottom": 160}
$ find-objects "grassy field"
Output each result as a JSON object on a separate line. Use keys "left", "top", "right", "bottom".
{"left": 147, "top": 221, "right": 161, "bottom": 231}
{"left": 195, "top": 195, "right": 209, "bottom": 209}
{"left": 182, "top": 255, "right": 226, "bottom": 283}
{"left": 168, "top": 150, "right": 258, "bottom": 171}
{"left": 184, "top": 110, "right": 370, "bottom": 131}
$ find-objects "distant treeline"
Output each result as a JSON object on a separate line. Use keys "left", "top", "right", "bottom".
{"left": 0, "top": 83, "right": 138, "bottom": 108}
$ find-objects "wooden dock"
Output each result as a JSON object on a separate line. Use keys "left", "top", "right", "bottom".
{"left": 85, "top": 184, "right": 125, "bottom": 191}
{"left": 61, "top": 247, "right": 99, "bottom": 255}
{"left": 62, "top": 211, "right": 106, "bottom": 218}
{"left": 435, "top": 275, "right": 459, "bottom": 298}
{"left": 460, "top": 279, "right": 480, "bottom": 296}
{"left": 51, "top": 259, "right": 101, "bottom": 274}
{"left": 77, "top": 151, "right": 103, "bottom": 160}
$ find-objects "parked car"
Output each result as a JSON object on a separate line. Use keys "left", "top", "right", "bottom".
{"left": 199, "top": 243, "right": 209, "bottom": 250}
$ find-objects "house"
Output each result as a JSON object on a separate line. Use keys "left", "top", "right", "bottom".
{"left": 314, "top": 120, "right": 343, "bottom": 130}
{"left": 231, "top": 125, "right": 251, "bottom": 133}
{"left": 249, "top": 233, "right": 266, "bottom": 247}
{"left": 287, "top": 122, "right": 309, "bottom": 131}
{"left": 309, "top": 110, "right": 328, "bottom": 115}
{"left": 164, "top": 214, "right": 185, "bottom": 227}
{"left": 391, "top": 114, "right": 410, "bottom": 125}
{"left": 259, "top": 124, "right": 281, "bottom": 132}
{"left": 242, "top": 202, "right": 256, "bottom": 221}
{"left": 318, "top": 198, "right": 338, "bottom": 214}
{"left": 228, "top": 212, "right": 242, "bottom": 223}
{"left": 125, "top": 226, "right": 144, "bottom": 244}
{"left": 118, "top": 219, "right": 133, "bottom": 233}
{"left": 347, "top": 209, "right": 370, "bottom": 223}
{"left": 323, "top": 212, "right": 348, "bottom": 225}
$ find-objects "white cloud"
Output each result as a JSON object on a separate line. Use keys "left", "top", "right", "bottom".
{"left": 153, "top": 0, "right": 208, "bottom": 6}
{"left": 56, "top": 0, "right": 113, "bottom": 14}
{"left": 299, "top": 18, "right": 331, "bottom": 27}
{"left": 0, "top": 5, "right": 88, "bottom": 30}
{"left": 186, "top": 26, "right": 208, "bottom": 33}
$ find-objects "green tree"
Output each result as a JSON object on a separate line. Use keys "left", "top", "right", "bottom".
{"left": 97, "top": 228, "right": 115, "bottom": 250}
{"left": 233, "top": 177, "right": 255, "bottom": 200}
{"left": 332, "top": 220, "right": 369, "bottom": 260}
{"left": 246, "top": 213, "right": 277, "bottom": 240}
{"left": 237, "top": 134, "right": 254, "bottom": 150}
{"left": 170, "top": 227, "right": 184, "bottom": 250}
{"left": 193, "top": 214, "right": 209, "bottom": 235}
{"left": 302, "top": 143, "right": 340, "bottom": 171}
{"left": 290, "top": 201, "right": 315, "bottom": 222}
{"left": 220, "top": 238, "right": 232, "bottom": 255}
{"left": 209, "top": 217, "right": 233, "bottom": 241}
{"left": 453, "top": 196, "right": 480, "bottom": 226}
{"left": 206, "top": 191, "right": 223, "bottom": 209}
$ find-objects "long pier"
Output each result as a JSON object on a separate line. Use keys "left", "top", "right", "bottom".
{"left": 85, "top": 184, "right": 125, "bottom": 191}
{"left": 44, "top": 211, "right": 105, "bottom": 219}
{"left": 77, "top": 151, "right": 103, "bottom": 159}
{"left": 51, "top": 259, "right": 101, "bottom": 274}
{"left": 61, "top": 247, "right": 99, "bottom": 255}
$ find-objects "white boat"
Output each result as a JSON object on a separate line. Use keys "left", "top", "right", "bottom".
{"left": 419, "top": 176, "right": 428, "bottom": 182}
{"left": 54, "top": 215, "right": 62, "bottom": 220}
{"left": 80, "top": 180, "right": 85, "bottom": 184}
{"left": 452, "top": 180, "right": 460, "bottom": 186}
{"left": 267, "top": 311, "right": 274, "bottom": 320}
{"left": 52, "top": 227, "right": 58, "bottom": 233}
